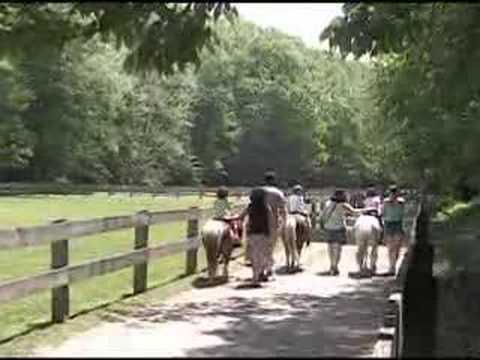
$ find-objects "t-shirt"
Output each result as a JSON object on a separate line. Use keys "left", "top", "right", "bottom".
{"left": 261, "top": 186, "right": 287, "bottom": 213}
{"left": 213, "top": 198, "right": 231, "bottom": 218}
{"left": 383, "top": 197, "right": 405, "bottom": 222}
{"left": 365, "top": 195, "right": 382, "bottom": 215}
{"left": 287, "top": 194, "right": 306, "bottom": 213}
{"left": 322, "top": 200, "right": 347, "bottom": 231}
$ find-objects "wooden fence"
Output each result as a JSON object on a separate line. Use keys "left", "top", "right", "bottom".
{"left": 0, "top": 183, "right": 250, "bottom": 198}
{"left": 0, "top": 202, "right": 246, "bottom": 323}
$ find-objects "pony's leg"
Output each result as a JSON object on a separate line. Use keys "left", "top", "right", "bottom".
{"left": 223, "top": 255, "right": 229, "bottom": 279}
{"left": 292, "top": 231, "right": 299, "bottom": 270}
{"left": 282, "top": 233, "right": 290, "bottom": 270}
{"left": 369, "top": 241, "right": 378, "bottom": 273}
{"left": 355, "top": 234, "right": 367, "bottom": 272}
{"left": 208, "top": 260, "right": 217, "bottom": 282}
{"left": 203, "top": 238, "right": 217, "bottom": 282}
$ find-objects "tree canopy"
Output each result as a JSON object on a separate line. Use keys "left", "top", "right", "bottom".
{"left": 322, "top": 3, "right": 480, "bottom": 196}
{"left": 0, "top": 6, "right": 376, "bottom": 188}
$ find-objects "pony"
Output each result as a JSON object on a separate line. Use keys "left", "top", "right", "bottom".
{"left": 282, "top": 212, "right": 312, "bottom": 272}
{"left": 352, "top": 214, "right": 382, "bottom": 274}
{"left": 201, "top": 218, "right": 243, "bottom": 284}
{"left": 281, "top": 214, "right": 298, "bottom": 272}
{"left": 293, "top": 213, "right": 312, "bottom": 264}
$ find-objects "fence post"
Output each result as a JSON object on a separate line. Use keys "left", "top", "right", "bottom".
{"left": 403, "top": 198, "right": 436, "bottom": 357}
{"left": 51, "top": 218, "right": 69, "bottom": 324}
{"left": 133, "top": 210, "right": 149, "bottom": 295}
{"left": 185, "top": 207, "right": 200, "bottom": 275}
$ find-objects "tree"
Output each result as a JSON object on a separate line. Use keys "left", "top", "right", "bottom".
{"left": 0, "top": 3, "right": 237, "bottom": 75}
{"left": 322, "top": 3, "right": 480, "bottom": 194}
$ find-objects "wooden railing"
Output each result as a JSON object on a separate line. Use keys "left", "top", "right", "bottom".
{"left": 0, "top": 183, "right": 250, "bottom": 198}
{"left": 0, "top": 202, "right": 247, "bottom": 323}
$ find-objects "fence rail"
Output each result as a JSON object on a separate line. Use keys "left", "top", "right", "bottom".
{"left": 0, "top": 202, "right": 246, "bottom": 323}
{"left": 0, "top": 183, "right": 250, "bottom": 198}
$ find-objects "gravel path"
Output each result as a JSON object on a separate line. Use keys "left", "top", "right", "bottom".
{"left": 35, "top": 243, "right": 402, "bottom": 358}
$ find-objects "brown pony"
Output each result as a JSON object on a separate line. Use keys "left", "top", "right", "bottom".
{"left": 201, "top": 218, "right": 243, "bottom": 284}
{"left": 293, "top": 213, "right": 312, "bottom": 261}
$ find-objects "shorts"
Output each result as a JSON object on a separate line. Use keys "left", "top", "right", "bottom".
{"left": 384, "top": 221, "right": 404, "bottom": 237}
{"left": 325, "top": 228, "right": 347, "bottom": 244}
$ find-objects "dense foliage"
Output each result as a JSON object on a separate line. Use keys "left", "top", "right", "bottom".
{"left": 0, "top": 4, "right": 375, "bottom": 187}
{"left": 322, "top": 3, "right": 480, "bottom": 196}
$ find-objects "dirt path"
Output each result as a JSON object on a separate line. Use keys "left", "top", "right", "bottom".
{"left": 35, "top": 243, "right": 402, "bottom": 358}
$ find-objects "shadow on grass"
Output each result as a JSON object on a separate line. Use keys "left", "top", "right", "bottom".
{"left": 111, "top": 281, "right": 389, "bottom": 357}
{"left": 0, "top": 321, "right": 52, "bottom": 346}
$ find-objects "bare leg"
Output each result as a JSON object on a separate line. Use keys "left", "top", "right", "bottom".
{"left": 332, "top": 243, "right": 342, "bottom": 273}
{"left": 327, "top": 242, "right": 336, "bottom": 271}
{"left": 386, "top": 234, "right": 401, "bottom": 274}
{"left": 250, "top": 236, "right": 261, "bottom": 285}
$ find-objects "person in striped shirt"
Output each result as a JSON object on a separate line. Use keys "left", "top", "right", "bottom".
{"left": 213, "top": 186, "right": 232, "bottom": 220}
{"left": 212, "top": 186, "right": 244, "bottom": 248}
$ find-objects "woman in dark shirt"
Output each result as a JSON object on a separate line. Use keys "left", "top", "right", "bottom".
{"left": 245, "top": 188, "right": 275, "bottom": 285}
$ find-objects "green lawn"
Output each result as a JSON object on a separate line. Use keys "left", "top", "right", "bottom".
{"left": 0, "top": 193, "right": 216, "bottom": 344}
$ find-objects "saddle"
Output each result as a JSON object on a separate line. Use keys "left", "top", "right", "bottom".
{"left": 213, "top": 217, "right": 243, "bottom": 245}
{"left": 364, "top": 209, "right": 379, "bottom": 217}
{"left": 289, "top": 211, "right": 309, "bottom": 219}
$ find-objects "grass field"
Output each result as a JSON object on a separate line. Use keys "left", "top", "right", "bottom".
{"left": 0, "top": 193, "right": 218, "bottom": 347}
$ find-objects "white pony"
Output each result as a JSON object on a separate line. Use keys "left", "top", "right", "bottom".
{"left": 353, "top": 214, "right": 382, "bottom": 274}
{"left": 281, "top": 214, "right": 298, "bottom": 272}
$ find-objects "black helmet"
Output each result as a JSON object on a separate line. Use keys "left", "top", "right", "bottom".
{"left": 332, "top": 189, "right": 347, "bottom": 202}
{"left": 389, "top": 184, "right": 398, "bottom": 194}
{"left": 217, "top": 186, "right": 229, "bottom": 199}
{"left": 366, "top": 187, "right": 376, "bottom": 197}
{"left": 264, "top": 171, "right": 276, "bottom": 185}
{"left": 293, "top": 184, "right": 303, "bottom": 193}
{"left": 250, "top": 187, "right": 266, "bottom": 203}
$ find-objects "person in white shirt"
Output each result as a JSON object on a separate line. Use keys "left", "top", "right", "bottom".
{"left": 320, "top": 189, "right": 365, "bottom": 275}
{"left": 287, "top": 184, "right": 308, "bottom": 215}
{"left": 364, "top": 186, "right": 382, "bottom": 216}
{"left": 364, "top": 186, "right": 384, "bottom": 241}
{"left": 287, "top": 184, "right": 312, "bottom": 250}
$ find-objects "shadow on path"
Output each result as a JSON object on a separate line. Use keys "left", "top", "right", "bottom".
{"left": 105, "top": 280, "right": 390, "bottom": 357}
